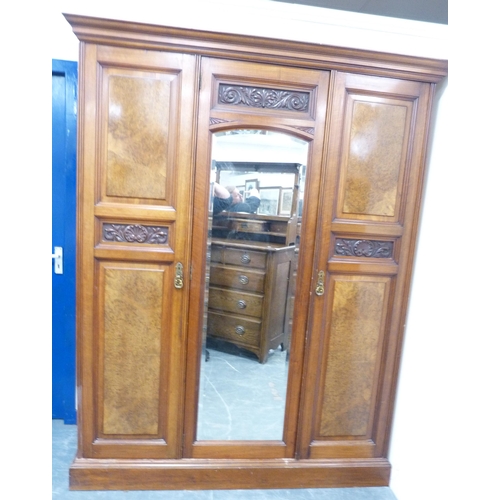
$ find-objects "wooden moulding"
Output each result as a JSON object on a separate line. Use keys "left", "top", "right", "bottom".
{"left": 63, "top": 13, "right": 447, "bottom": 83}
{"left": 70, "top": 458, "right": 391, "bottom": 490}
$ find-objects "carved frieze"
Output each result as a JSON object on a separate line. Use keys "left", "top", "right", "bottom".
{"left": 103, "top": 223, "right": 169, "bottom": 245}
{"left": 218, "top": 84, "right": 309, "bottom": 112}
{"left": 335, "top": 238, "right": 394, "bottom": 258}
{"left": 210, "top": 117, "right": 231, "bottom": 126}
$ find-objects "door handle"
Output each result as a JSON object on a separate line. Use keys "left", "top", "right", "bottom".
{"left": 52, "top": 246, "right": 63, "bottom": 275}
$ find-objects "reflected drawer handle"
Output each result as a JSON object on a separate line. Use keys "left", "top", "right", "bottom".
{"left": 237, "top": 300, "right": 247, "bottom": 309}
{"left": 239, "top": 275, "right": 249, "bottom": 285}
{"left": 240, "top": 253, "right": 251, "bottom": 264}
{"left": 235, "top": 325, "right": 245, "bottom": 335}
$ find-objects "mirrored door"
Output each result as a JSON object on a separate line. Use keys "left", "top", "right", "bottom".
{"left": 183, "top": 57, "right": 330, "bottom": 459}
{"left": 197, "top": 130, "right": 307, "bottom": 442}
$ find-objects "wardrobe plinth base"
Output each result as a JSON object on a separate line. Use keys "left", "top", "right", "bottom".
{"left": 69, "top": 457, "right": 391, "bottom": 490}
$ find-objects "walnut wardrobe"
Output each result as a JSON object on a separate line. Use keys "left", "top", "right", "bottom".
{"left": 65, "top": 13, "right": 447, "bottom": 491}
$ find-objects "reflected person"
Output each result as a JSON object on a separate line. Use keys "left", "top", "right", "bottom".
{"left": 226, "top": 185, "right": 261, "bottom": 213}
{"left": 212, "top": 182, "right": 232, "bottom": 215}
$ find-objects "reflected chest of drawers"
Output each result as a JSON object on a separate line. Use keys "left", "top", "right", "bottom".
{"left": 207, "top": 239, "right": 295, "bottom": 363}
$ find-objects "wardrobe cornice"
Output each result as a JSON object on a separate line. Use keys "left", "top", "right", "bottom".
{"left": 64, "top": 13, "right": 448, "bottom": 83}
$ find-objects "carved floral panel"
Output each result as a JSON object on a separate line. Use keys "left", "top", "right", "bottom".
{"left": 103, "top": 223, "right": 169, "bottom": 245}
{"left": 218, "top": 84, "right": 310, "bottom": 112}
{"left": 335, "top": 238, "right": 394, "bottom": 259}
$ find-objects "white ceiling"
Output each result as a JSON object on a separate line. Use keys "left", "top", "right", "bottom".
{"left": 271, "top": 0, "right": 447, "bottom": 24}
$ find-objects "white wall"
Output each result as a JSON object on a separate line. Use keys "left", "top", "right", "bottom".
{"left": 26, "top": 1, "right": 496, "bottom": 499}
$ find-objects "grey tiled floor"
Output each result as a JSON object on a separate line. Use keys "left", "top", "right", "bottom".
{"left": 53, "top": 419, "right": 398, "bottom": 499}
{"left": 198, "top": 343, "right": 289, "bottom": 440}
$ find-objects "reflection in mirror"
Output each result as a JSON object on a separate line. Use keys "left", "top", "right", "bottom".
{"left": 197, "top": 130, "right": 308, "bottom": 441}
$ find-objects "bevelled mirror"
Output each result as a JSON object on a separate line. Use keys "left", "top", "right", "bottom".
{"left": 196, "top": 130, "right": 308, "bottom": 441}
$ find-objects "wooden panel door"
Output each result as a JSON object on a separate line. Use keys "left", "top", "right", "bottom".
{"left": 52, "top": 59, "right": 77, "bottom": 424}
{"left": 76, "top": 43, "right": 197, "bottom": 459}
{"left": 297, "top": 72, "right": 435, "bottom": 460}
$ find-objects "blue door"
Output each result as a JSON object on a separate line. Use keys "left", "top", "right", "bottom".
{"left": 52, "top": 59, "right": 77, "bottom": 424}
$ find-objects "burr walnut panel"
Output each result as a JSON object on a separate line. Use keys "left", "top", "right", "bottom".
{"left": 101, "top": 264, "right": 164, "bottom": 436}
{"left": 340, "top": 99, "right": 411, "bottom": 220}
{"left": 105, "top": 73, "right": 171, "bottom": 200}
{"left": 318, "top": 277, "right": 389, "bottom": 438}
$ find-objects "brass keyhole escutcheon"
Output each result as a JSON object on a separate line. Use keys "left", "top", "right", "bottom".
{"left": 174, "top": 262, "right": 184, "bottom": 289}
{"left": 315, "top": 270, "right": 325, "bottom": 296}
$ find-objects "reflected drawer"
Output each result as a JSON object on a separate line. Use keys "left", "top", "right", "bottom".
{"left": 230, "top": 219, "right": 269, "bottom": 233}
{"left": 269, "top": 220, "right": 288, "bottom": 234}
{"left": 208, "top": 287, "right": 263, "bottom": 318}
{"left": 211, "top": 245, "right": 267, "bottom": 269}
{"left": 207, "top": 311, "right": 261, "bottom": 347}
{"left": 209, "top": 264, "right": 265, "bottom": 292}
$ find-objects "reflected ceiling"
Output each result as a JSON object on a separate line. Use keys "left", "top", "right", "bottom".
{"left": 271, "top": 0, "right": 448, "bottom": 25}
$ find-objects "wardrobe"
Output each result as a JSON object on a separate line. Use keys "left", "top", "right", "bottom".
{"left": 65, "top": 13, "right": 447, "bottom": 490}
